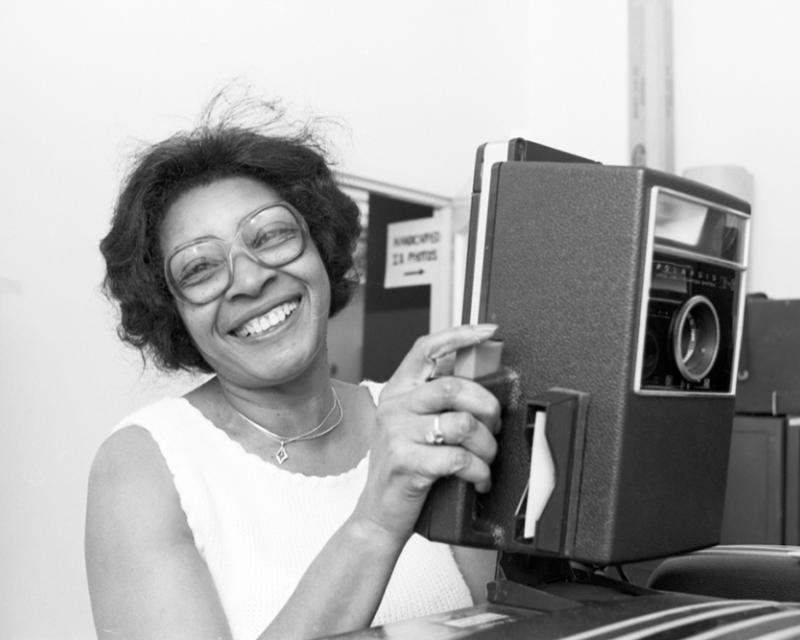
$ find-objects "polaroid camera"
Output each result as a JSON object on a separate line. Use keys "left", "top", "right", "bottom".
{"left": 416, "top": 139, "right": 751, "bottom": 566}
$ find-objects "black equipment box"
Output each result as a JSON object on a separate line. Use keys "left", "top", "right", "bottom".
{"left": 416, "top": 157, "right": 751, "bottom": 566}
{"left": 735, "top": 296, "right": 800, "bottom": 415}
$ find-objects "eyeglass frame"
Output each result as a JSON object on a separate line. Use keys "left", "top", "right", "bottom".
{"left": 163, "top": 200, "right": 311, "bottom": 305}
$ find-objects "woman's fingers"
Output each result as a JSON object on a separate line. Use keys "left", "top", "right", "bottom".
{"left": 452, "top": 452, "right": 492, "bottom": 493}
{"left": 396, "top": 376, "right": 501, "bottom": 435}
{"left": 420, "top": 412, "right": 497, "bottom": 463}
{"left": 408, "top": 445, "right": 493, "bottom": 494}
{"left": 384, "top": 324, "right": 498, "bottom": 393}
{"left": 363, "top": 324, "right": 503, "bottom": 529}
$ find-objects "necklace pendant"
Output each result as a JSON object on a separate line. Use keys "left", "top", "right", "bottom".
{"left": 275, "top": 443, "right": 289, "bottom": 465}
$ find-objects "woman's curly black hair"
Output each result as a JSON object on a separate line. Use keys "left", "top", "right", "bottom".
{"left": 100, "top": 104, "right": 362, "bottom": 373}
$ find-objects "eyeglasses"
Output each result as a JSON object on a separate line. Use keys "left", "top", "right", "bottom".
{"left": 164, "top": 201, "right": 309, "bottom": 305}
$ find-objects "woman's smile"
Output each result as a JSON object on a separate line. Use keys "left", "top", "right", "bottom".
{"left": 230, "top": 297, "right": 301, "bottom": 338}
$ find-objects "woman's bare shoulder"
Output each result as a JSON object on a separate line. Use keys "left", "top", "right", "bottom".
{"left": 87, "top": 425, "right": 187, "bottom": 536}
{"left": 90, "top": 425, "right": 166, "bottom": 484}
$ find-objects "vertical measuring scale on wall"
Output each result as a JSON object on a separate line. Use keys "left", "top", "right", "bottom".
{"left": 629, "top": 0, "right": 674, "bottom": 172}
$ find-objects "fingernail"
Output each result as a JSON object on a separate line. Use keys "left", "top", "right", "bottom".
{"left": 452, "top": 452, "right": 470, "bottom": 472}
{"left": 473, "top": 323, "right": 498, "bottom": 337}
{"left": 476, "top": 479, "right": 492, "bottom": 494}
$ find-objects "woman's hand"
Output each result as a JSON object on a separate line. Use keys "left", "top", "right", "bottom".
{"left": 352, "top": 324, "right": 502, "bottom": 544}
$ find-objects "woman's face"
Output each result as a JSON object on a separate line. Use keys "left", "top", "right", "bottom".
{"left": 159, "top": 176, "right": 331, "bottom": 388}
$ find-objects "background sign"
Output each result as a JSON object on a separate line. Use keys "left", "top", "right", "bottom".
{"left": 384, "top": 216, "right": 449, "bottom": 289}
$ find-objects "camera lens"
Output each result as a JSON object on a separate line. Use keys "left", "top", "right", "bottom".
{"left": 672, "top": 295, "right": 720, "bottom": 382}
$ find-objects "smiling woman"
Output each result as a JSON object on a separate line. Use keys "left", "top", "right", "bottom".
{"left": 157, "top": 177, "right": 333, "bottom": 389}
{"left": 86, "top": 99, "right": 501, "bottom": 640}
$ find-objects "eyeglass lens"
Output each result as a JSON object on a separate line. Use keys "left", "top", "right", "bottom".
{"left": 167, "top": 204, "right": 306, "bottom": 303}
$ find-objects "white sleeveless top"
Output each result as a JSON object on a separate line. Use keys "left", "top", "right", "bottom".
{"left": 113, "top": 387, "right": 472, "bottom": 640}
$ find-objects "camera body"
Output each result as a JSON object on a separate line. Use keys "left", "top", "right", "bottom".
{"left": 416, "top": 158, "right": 750, "bottom": 565}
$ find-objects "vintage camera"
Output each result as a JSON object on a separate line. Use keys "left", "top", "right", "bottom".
{"left": 416, "top": 145, "right": 751, "bottom": 566}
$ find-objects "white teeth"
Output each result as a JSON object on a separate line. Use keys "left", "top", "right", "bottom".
{"left": 234, "top": 300, "right": 299, "bottom": 338}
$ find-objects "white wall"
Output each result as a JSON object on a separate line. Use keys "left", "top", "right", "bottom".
{"left": 1, "top": 1, "right": 798, "bottom": 638}
{"left": 672, "top": 0, "right": 800, "bottom": 298}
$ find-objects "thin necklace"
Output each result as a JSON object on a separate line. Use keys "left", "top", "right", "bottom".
{"left": 231, "top": 387, "right": 343, "bottom": 465}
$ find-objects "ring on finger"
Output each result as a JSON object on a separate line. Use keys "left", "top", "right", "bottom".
{"left": 424, "top": 414, "right": 445, "bottom": 445}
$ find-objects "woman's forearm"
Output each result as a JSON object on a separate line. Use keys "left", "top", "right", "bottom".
{"left": 258, "top": 515, "right": 406, "bottom": 639}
